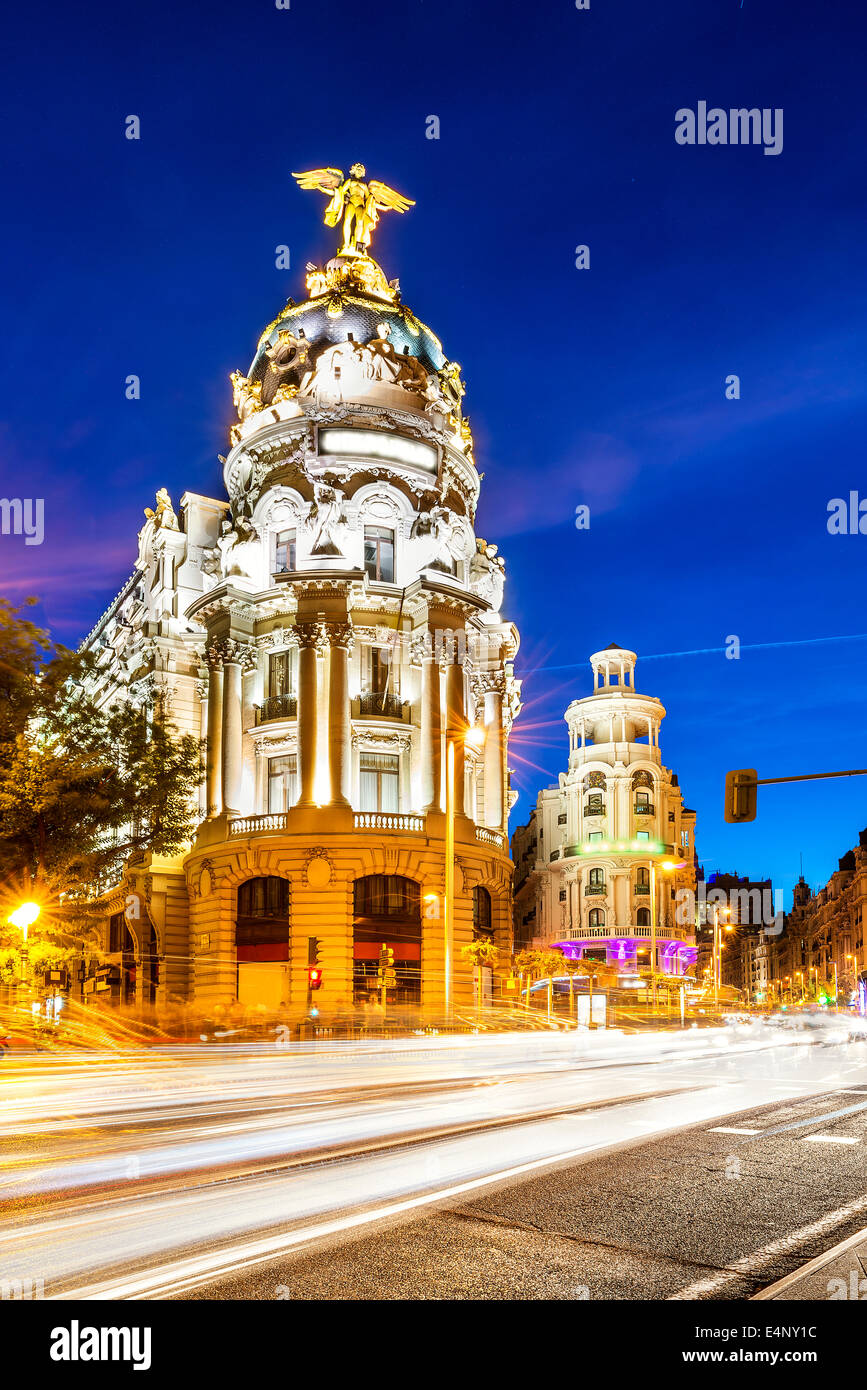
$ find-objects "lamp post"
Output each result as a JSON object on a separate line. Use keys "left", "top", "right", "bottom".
{"left": 648, "top": 858, "right": 680, "bottom": 1016}
{"left": 7, "top": 902, "right": 40, "bottom": 1015}
{"left": 443, "top": 725, "right": 485, "bottom": 1018}
{"left": 846, "top": 953, "right": 859, "bottom": 1010}
{"left": 711, "top": 905, "right": 732, "bottom": 1009}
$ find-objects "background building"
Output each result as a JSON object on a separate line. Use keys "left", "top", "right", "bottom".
{"left": 80, "top": 176, "right": 522, "bottom": 1015}
{"left": 512, "top": 645, "right": 697, "bottom": 984}
{"left": 771, "top": 842, "right": 867, "bottom": 1007}
{"left": 700, "top": 872, "right": 775, "bottom": 1002}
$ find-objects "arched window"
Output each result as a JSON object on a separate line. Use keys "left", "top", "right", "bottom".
{"left": 236, "top": 877, "right": 290, "bottom": 962}
{"left": 636, "top": 867, "right": 650, "bottom": 891}
{"left": 584, "top": 771, "right": 606, "bottom": 791}
{"left": 353, "top": 875, "right": 421, "bottom": 1007}
{"left": 238, "top": 877, "right": 290, "bottom": 919}
{"left": 637, "top": 907, "right": 651, "bottom": 927}
{"left": 588, "top": 908, "right": 605, "bottom": 929}
{"left": 473, "top": 885, "right": 493, "bottom": 938}
{"left": 353, "top": 875, "right": 420, "bottom": 919}
{"left": 632, "top": 770, "right": 653, "bottom": 789}
{"left": 588, "top": 867, "right": 606, "bottom": 892}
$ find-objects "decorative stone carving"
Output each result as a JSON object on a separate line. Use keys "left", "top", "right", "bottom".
{"left": 304, "top": 847, "right": 334, "bottom": 890}
{"left": 323, "top": 620, "right": 354, "bottom": 650}
{"left": 207, "top": 638, "right": 257, "bottom": 670}
{"left": 216, "top": 515, "right": 260, "bottom": 581}
{"left": 305, "top": 481, "right": 346, "bottom": 555}
{"left": 468, "top": 539, "right": 506, "bottom": 611}
{"left": 144, "top": 488, "right": 179, "bottom": 532}
{"left": 294, "top": 621, "right": 328, "bottom": 652}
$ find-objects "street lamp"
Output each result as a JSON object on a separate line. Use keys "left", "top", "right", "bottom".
{"left": 444, "top": 724, "right": 485, "bottom": 1017}
{"left": 846, "top": 953, "right": 859, "bottom": 1008}
{"left": 711, "top": 906, "right": 732, "bottom": 1009}
{"left": 7, "top": 901, "right": 40, "bottom": 939}
{"left": 647, "top": 858, "right": 682, "bottom": 1016}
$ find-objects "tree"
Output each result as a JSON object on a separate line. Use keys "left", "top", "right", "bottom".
{"left": 0, "top": 598, "right": 203, "bottom": 916}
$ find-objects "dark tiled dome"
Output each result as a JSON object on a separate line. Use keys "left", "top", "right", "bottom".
{"left": 248, "top": 294, "right": 446, "bottom": 387}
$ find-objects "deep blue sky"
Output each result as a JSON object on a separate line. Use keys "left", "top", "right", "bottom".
{"left": 1, "top": 0, "right": 866, "bottom": 902}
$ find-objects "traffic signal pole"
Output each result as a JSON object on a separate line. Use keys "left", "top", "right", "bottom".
{"left": 725, "top": 767, "right": 867, "bottom": 822}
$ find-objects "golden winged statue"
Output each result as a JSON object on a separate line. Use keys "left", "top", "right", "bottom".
{"left": 292, "top": 163, "right": 414, "bottom": 256}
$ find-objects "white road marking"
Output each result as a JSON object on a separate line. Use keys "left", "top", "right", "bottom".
{"left": 708, "top": 1127, "right": 762, "bottom": 1136}
{"left": 801, "top": 1134, "right": 859, "bottom": 1145}
{"left": 669, "top": 1192, "right": 867, "bottom": 1299}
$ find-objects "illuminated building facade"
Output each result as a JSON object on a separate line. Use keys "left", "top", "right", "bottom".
{"left": 512, "top": 645, "right": 697, "bottom": 982}
{"left": 81, "top": 169, "right": 521, "bottom": 1014}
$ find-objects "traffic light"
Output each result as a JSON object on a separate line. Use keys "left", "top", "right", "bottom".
{"left": 724, "top": 768, "right": 758, "bottom": 823}
{"left": 307, "top": 937, "right": 322, "bottom": 989}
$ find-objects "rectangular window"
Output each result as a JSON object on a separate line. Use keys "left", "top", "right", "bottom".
{"left": 369, "top": 646, "right": 390, "bottom": 695}
{"left": 636, "top": 830, "right": 649, "bottom": 841}
{"left": 364, "top": 526, "right": 395, "bottom": 583}
{"left": 588, "top": 831, "right": 603, "bottom": 843}
{"left": 268, "top": 755, "right": 298, "bottom": 812}
{"left": 268, "top": 649, "right": 296, "bottom": 698}
{"left": 275, "top": 529, "right": 296, "bottom": 574}
{"left": 359, "top": 752, "right": 400, "bottom": 812}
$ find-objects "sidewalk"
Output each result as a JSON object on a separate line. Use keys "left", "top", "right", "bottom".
{"left": 753, "top": 1225, "right": 867, "bottom": 1300}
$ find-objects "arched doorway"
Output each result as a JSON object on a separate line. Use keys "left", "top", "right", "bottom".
{"left": 353, "top": 875, "right": 421, "bottom": 1006}
{"left": 236, "top": 876, "right": 290, "bottom": 1008}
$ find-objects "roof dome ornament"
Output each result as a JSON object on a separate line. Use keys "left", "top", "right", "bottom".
{"left": 292, "top": 164, "right": 415, "bottom": 258}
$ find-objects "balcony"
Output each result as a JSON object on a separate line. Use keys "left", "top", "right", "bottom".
{"left": 229, "top": 813, "right": 287, "bottom": 836}
{"left": 354, "top": 812, "right": 425, "bottom": 833}
{"left": 634, "top": 803, "right": 655, "bottom": 816}
{"left": 353, "top": 691, "right": 409, "bottom": 720}
{"left": 477, "top": 826, "right": 505, "bottom": 850}
{"left": 254, "top": 694, "right": 297, "bottom": 724}
{"left": 584, "top": 884, "right": 607, "bottom": 895}
{"left": 583, "top": 803, "right": 605, "bottom": 819}
{"left": 634, "top": 883, "right": 651, "bottom": 895}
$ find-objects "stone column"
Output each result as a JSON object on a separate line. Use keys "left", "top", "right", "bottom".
{"left": 482, "top": 675, "right": 505, "bottom": 830}
{"left": 419, "top": 637, "right": 441, "bottom": 811}
{"left": 446, "top": 650, "right": 466, "bottom": 818}
{"left": 205, "top": 650, "right": 223, "bottom": 818}
{"left": 296, "top": 621, "right": 322, "bottom": 807}
{"left": 326, "top": 621, "right": 353, "bottom": 808}
{"left": 220, "top": 643, "right": 246, "bottom": 817}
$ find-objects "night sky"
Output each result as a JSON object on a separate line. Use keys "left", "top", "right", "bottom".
{"left": 1, "top": 0, "right": 866, "bottom": 901}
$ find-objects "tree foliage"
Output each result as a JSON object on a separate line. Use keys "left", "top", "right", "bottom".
{"left": 0, "top": 597, "right": 203, "bottom": 906}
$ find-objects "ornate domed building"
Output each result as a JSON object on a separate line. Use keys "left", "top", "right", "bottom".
{"left": 82, "top": 167, "right": 521, "bottom": 1016}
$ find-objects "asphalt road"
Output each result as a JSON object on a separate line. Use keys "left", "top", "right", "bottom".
{"left": 187, "top": 1077, "right": 867, "bottom": 1302}
{"left": 2, "top": 1030, "right": 866, "bottom": 1300}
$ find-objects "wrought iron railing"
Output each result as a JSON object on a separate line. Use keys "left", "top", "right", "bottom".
{"left": 254, "top": 694, "right": 297, "bottom": 724}
{"left": 583, "top": 803, "right": 605, "bottom": 818}
{"left": 357, "top": 691, "right": 405, "bottom": 718}
{"left": 634, "top": 803, "right": 655, "bottom": 815}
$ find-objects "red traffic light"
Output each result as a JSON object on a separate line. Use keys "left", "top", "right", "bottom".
{"left": 307, "top": 966, "right": 323, "bottom": 990}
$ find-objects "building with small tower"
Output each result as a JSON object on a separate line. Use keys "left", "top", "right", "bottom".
{"left": 512, "top": 644, "right": 697, "bottom": 983}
